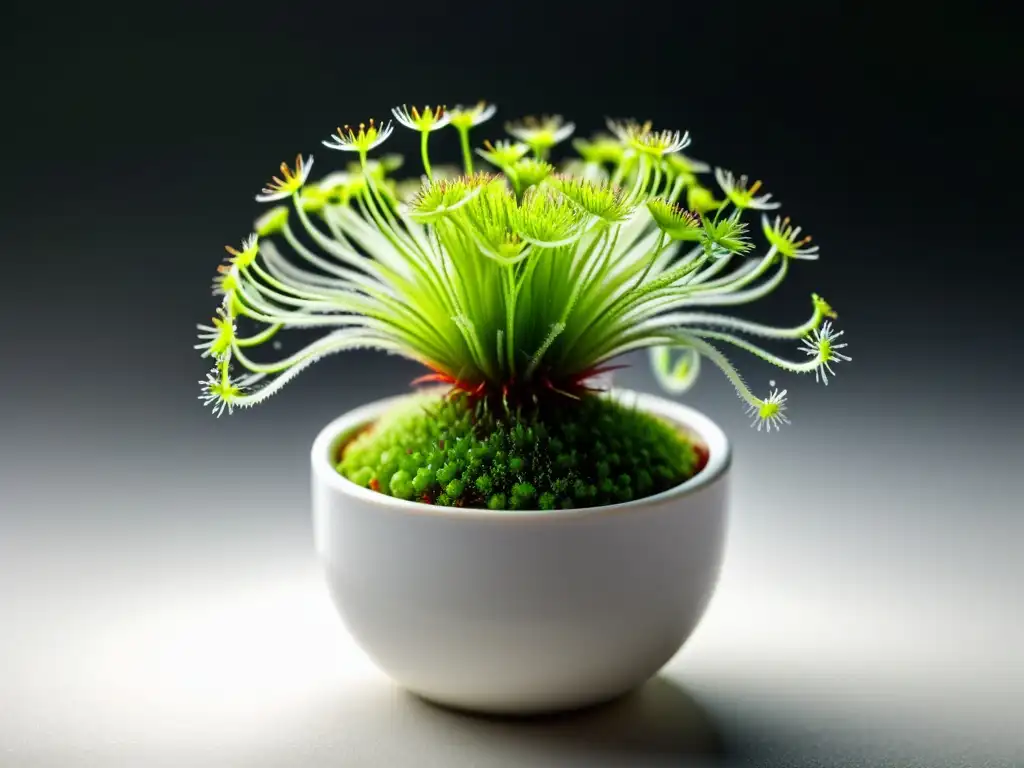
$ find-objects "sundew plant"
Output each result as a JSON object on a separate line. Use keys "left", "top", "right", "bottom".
{"left": 197, "top": 102, "right": 850, "bottom": 435}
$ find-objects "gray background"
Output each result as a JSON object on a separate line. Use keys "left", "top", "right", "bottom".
{"left": 2, "top": 4, "right": 1020, "bottom": 766}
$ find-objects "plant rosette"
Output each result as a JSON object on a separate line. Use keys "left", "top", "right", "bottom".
{"left": 194, "top": 102, "right": 850, "bottom": 713}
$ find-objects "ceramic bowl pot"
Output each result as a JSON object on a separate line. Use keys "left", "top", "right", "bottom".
{"left": 311, "top": 388, "right": 730, "bottom": 715}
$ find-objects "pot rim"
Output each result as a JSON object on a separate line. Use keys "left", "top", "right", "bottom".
{"left": 311, "top": 387, "right": 730, "bottom": 521}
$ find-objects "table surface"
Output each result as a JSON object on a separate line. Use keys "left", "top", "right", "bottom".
{"left": 2, "top": 385, "right": 1021, "bottom": 768}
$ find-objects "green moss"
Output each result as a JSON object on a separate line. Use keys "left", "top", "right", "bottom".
{"left": 337, "top": 391, "right": 701, "bottom": 510}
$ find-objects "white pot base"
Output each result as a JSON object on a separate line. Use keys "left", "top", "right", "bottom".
{"left": 312, "top": 389, "right": 730, "bottom": 716}
{"left": 406, "top": 683, "right": 640, "bottom": 718}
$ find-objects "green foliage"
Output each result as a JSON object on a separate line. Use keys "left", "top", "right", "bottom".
{"left": 338, "top": 391, "right": 699, "bottom": 509}
{"left": 196, "top": 101, "right": 850, "bottom": 435}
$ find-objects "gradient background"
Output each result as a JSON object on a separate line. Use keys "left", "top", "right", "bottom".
{"left": 2, "top": 4, "right": 1020, "bottom": 766}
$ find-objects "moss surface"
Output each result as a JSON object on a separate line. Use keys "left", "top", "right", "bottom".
{"left": 337, "top": 391, "right": 703, "bottom": 510}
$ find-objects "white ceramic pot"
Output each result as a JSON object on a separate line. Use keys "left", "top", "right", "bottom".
{"left": 311, "top": 388, "right": 730, "bottom": 715}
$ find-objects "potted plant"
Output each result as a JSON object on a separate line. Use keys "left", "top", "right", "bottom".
{"left": 195, "top": 102, "right": 850, "bottom": 714}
